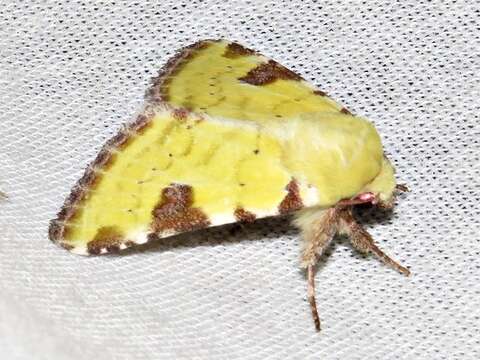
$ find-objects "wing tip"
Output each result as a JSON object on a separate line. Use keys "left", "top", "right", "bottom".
{"left": 146, "top": 39, "right": 258, "bottom": 105}
{"left": 146, "top": 39, "right": 217, "bottom": 104}
{"left": 48, "top": 108, "right": 160, "bottom": 255}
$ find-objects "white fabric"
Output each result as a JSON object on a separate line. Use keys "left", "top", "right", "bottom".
{"left": 1, "top": 1, "right": 479, "bottom": 359}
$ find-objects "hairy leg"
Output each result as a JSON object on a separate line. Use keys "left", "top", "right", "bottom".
{"left": 307, "top": 264, "right": 320, "bottom": 331}
{"left": 338, "top": 208, "right": 410, "bottom": 276}
{"left": 294, "top": 208, "right": 338, "bottom": 268}
{"left": 294, "top": 200, "right": 410, "bottom": 331}
{"left": 294, "top": 208, "right": 339, "bottom": 331}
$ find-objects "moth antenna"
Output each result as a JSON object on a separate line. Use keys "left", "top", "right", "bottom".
{"left": 395, "top": 183, "right": 410, "bottom": 192}
{"left": 336, "top": 192, "right": 378, "bottom": 207}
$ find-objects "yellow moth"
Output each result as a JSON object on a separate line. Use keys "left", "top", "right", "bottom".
{"left": 49, "top": 39, "right": 410, "bottom": 331}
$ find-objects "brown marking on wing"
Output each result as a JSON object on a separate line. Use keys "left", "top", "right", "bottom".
{"left": 147, "top": 40, "right": 217, "bottom": 103}
{"left": 48, "top": 111, "right": 154, "bottom": 247}
{"left": 234, "top": 207, "right": 257, "bottom": 223}
{"left": 130, "top": 114, "right": 151, "bottom": 134}
{"left": 223, "top": 42, "right": 256, "bottom": 59}
{"left": 172, "top": 108, "right": 190, "bottom": 120}
{"left": 87, "top": 226, "right": 124, "bottom": 255}
{"left": 151, "top": 183, "right": 210, "bottom": 233}
{"left": 340, "top": 107, "right": 352, "bottom": 115}
{"left": 239, "top": 60, "right": 303, "bottom": 85}
{"left": 313, "top": 90, "right": 327, "bottom": 96}
{"left": 279, "top": 179, "right": 303, "bottom": 214}
{"left": 48, "top": 219, "right": 64, "bottom": 243}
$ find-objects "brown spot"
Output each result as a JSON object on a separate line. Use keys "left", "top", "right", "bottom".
{"left": 313, "top": 90, "right": 327, "bottom": 96}
{"left": 173, "top": 108, "right": 190, "bottom": 120}
{"left": 279, "top": 179, "right": 303, "bottom": 215}
{"left": 87, "top": 226, "right": 124, "bottom": 255}
{"left": 340, "top": 107, "right": 352, "bottom": 115}
{"left": 223, "top": 42, "right": 256, "bottom": 58}
{"left": 151, "top": 184, "right": 210, "bottom": 233}
{"left": 234, "top": 207, "right": 257, "bottom": 223}
{"left": 253, "top": 149, "right": 259, "bottom": 154}
{"left": 239, "top": 60, "right": 303, "bottom": 85}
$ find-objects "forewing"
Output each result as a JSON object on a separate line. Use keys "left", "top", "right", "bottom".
{"left": 148, "top": 39, "right": 349, "bottom": 123}
{"left": 50, "top": 40, "right": 360, "bottom": 255}
{"left": 49, "top": 108, "right": 308, "bottom": 255}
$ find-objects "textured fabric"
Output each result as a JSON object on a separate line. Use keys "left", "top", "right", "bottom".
{"left": 1, "top": 1, "right": 479, "bottom": 359}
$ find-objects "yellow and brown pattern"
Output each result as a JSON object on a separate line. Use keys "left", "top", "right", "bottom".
{"left": 234, "top": 207, "right": 257, "bottom": 223}
{"left": 146, "top": 39, "right": 350, "bottom": 122}
{"left": 151, "top": 184, "right": 210, "bottom": 233}
{"left": 279, "top": 179, "right": 304, "bottom": 215}
{"left": 239, "top": 59, "right": 303, "bottom": 85}
{"left": 49, "top": 39, "right": 389, "bottom": 255}
{"left": 49, "top": 112, "right": 154, "bottom": 252}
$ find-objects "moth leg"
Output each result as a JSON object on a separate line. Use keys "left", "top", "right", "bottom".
{"left": 338, "top": 208, "right": 410, "bottom": 276}
{"left": 294, "top": 208, "right": 339, "bottom": 331}
{"left": 307, "top": 264, "right": 320, "bottom": 331}
{"left": 296, "top": 208, "right": 338, "bottom": 268}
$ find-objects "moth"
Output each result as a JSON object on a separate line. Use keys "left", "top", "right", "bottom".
{"left": 49, "top": 39, "right": 410, "bottom": 331}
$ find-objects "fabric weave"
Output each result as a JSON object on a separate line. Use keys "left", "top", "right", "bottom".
{"left": 1, "top": 1, "right": 479, "bottom": 359}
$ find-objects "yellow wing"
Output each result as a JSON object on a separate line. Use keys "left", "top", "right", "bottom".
{"left": 50, "top": 108, "right": 301, "bottom": 254}
{"left": 49, "top": 40, "right": 396, "bottom": 255}
{"left": 147, "top": 39, "right": 351, "bottom": 122}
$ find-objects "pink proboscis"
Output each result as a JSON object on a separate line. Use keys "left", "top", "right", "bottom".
{"left": 337, "top": 192, "right": 378, "bottom": 207}
{"left": 355, "top": 192, "right": 378, "bottom": 204}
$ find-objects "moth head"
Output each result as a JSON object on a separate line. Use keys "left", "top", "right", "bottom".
{"left": 361, "top": 156, "right": 398, "bottom": 209}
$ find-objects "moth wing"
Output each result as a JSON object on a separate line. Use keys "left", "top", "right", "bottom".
{"left": 49, "top": 107, "right": 304, "bottom": 255}
{"left": 148, "top": 39, "right": 350, "bottom": 122}
{"left": 50, "top": 40, "right": 378, "bottom": 255}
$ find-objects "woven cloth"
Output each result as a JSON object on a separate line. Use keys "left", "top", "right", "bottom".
{"left": 1, "top": 1, "right": 479, "bottom": 359}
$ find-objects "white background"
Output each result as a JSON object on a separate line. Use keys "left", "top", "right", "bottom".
{"left": 1, "top": 1, "right": 479, "bottom": 359}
